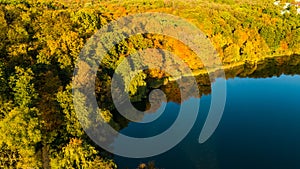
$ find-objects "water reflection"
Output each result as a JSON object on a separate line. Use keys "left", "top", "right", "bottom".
{"left": 114, "top": 54, "right": 300, "bottom": 169}
{"left": 127, "top": 55, "right": 300, "bottom": 114}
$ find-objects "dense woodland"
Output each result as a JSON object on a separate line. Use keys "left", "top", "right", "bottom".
{"left": 0, "top": 0, "right": 299, "bottom": 168}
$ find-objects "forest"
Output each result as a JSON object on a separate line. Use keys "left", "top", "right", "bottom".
{"left": 0, "top": 0, "right": 299, "bottom": 168}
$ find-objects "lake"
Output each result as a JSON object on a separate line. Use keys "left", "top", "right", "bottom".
{"left": 114, "top": 55, "right": 300, "bottom": 169}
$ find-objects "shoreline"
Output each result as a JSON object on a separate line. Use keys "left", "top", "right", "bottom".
{"left": 166, "top": 54, "right": 299, "bottom": 82}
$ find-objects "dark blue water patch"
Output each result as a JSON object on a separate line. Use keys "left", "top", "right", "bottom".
{"left": 118, "top": 102, "right": 180, "bottom": 138}
{"left": 216, "top": 75, "right": 300, "bottom": 169}
{"left": 114, "top": 95, "right": 213, "bottom": 169}
{"left": 115, "top": 75, "right": 300, "bottom": 169}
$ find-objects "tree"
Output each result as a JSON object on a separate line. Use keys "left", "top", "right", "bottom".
{"left": 50, "top": 138, "right": 117, "bottom": 169}
{"left": 0, "top": 66, "right": 42, "bottom": 168}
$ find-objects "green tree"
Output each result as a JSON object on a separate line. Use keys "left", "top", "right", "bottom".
{"left": 50, "top": 138, "right": 117, "bottom": 169}
{"left": 0, "top": 66, "right": 41, "bottom": 168}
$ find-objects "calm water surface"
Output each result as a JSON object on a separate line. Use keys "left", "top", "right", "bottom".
{"left": 114, "top": 57, "right": 300, "bottom": 169}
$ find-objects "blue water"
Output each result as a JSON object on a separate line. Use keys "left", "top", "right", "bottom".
{"left": 115, "top": 75, "right": 300, "bottom": 169}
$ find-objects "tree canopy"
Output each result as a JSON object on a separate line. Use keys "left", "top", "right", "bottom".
{"left": 0, "top": 0, "right": 299, "bottom": 168}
